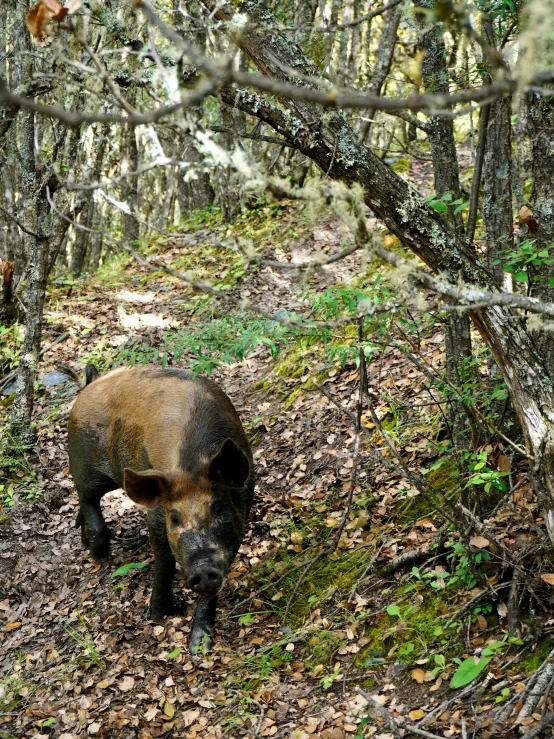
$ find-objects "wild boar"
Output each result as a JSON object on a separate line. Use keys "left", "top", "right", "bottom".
{"left": 67, "top": 365, "right": 255, "bottom": 652}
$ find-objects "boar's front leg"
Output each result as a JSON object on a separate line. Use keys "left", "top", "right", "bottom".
{"left": 190, "top": 597, "right": 217, "bottom": 654}
{"left": 147, "top": 508, "right": 176, "bottom": 619}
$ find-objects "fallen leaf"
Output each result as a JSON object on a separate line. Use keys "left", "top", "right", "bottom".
{"left": 542, "top": 574, "right": 554, "bottom": 585}
{"left": 163, "top": 702, "right": 175, "bottom": 718}
{"left": 26, "top": 0, "right": 68, "bottom": 43}
{"left": 497, "top": 601, "right": 508, "bottom": 618}
{"left": 182, "top": 709, "right": 200, "bottom": 728}
{"left": 409, "top": 709, "right": 425, "bottom": 720}
{"left": 476, "top": 614, "right": 488, "bottom": 630}
{"left": 469, "top": 535, "right": 490, "bottom": 549}
{"left": 519, "top": 204, "right": 538, "bottom": 231}
{"left": 497, "top": 454, "right": 511, "bottom": 472}
{"left": 5, "top": 622, "right": 22, "bottom": 631}
{"left": 87, "top": 723, "right": 101, "bottom": 735}
{"left": 411, "top": 668, "right": 425, "bottom": 684}
{"left": 119, "top": 675, "right": 135, "bottom": 691}
{"left": 144, "top": 707, "right": 158, "bottom": 721}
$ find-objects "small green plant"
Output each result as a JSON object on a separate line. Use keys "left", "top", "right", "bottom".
{"left": 320, "top": 664, "right": 343, "bottom": 690}
{"left": 412, "top": 565, "right": 449, "bottom": 590}
{"left": 463, "top": 450, "right": 509, "bottom": 495}
{"left": 423, "top": 192, "right": 470, "bottom": 216}
{"left": 0, "top": 485, "right": 15, "bottom": 507}
{"left": 495, "top": 239, "right": 554, "bottom": 286}
{"left": 0, "top": 324, "right": 24, "bottom": 375}
{"left": 112, "top": 561, "right": 149, "bottom": 578}
{"left": 445, "top": 539, "right": 491, "bottom": 589}
{"left": 0, "top": 667, "right": 37, "bottom": 712}
{"left": 64, "top": 614, "right": 105, "bottom": 667}
{"left": 355, "top": 716, "right": 373, "bottom": 739}
{"left": 450, "top": 640, "right": 507, "bottom": 688}
{"left": 167, "top": 648, "right": 183, "bottom": 659}
{"left": 115, "top": 315, "right": 288, "bottom": 376}
{"left": 238, "top": 612, "right": 257, "bottom": 626}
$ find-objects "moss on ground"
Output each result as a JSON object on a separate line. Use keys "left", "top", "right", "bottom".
{"left": 356, "top": 589, "right": 459, "bottom": 669}
{"left": 427, "top": 457, "right": 461, "bottom": 492}
{"left": 519, "top": 638, "right": 554, "bottom": 672}
{"left": 398, "top": 457, "right": 461, "bottom": 525}
{"left": 303, "top": 630, "right": 345, "bottom": 669}
{"left": 258, "top": 545, "right": 371, "bottom": 629}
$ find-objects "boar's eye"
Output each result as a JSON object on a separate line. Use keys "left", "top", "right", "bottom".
{"left": 169, "top": 511, "right": 181, "bottom": 528}
{"left": 211, "top": 500, "right": 224, "bottom": 517}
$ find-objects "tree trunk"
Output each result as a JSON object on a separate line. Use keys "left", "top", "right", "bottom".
{"left": 71, "top": 127, "right": 108, "bottom": 276}
{"left": 483, "top": 100, "right": 514, "bottom": 282}
{"left": 417, "top": 1, "right": 473, "bottom": 450}
{"left": 10, "top": 110, "right": 51, "bottom": 438}
{"left": 526, "top": 91, "right": 554, "bottom": 376}
{"left": 360, "top": 3, "right": 402, "bottom": 140}
{"left": 122, "top": 122, "right": 140, "bottom": 245}
{"left": 177, "top": 132, "right": 215, "bottom": 215}
{"left": 214, "top": 103, "right": 239, "bottom": 223}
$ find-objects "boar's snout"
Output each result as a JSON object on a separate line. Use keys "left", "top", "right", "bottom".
{"left": 189, "top": 565, "right": 223, "bottom": 598}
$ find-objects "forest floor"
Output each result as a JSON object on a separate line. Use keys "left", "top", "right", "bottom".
{"left": 2, "top": 198, "right": 554, "bottom": 739}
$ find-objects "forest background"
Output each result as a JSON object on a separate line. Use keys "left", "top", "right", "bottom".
{"left": 3, "top": 0, "right": 554, "bottom": 736}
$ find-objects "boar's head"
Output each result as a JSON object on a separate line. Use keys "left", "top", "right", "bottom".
{"left": 123, "top": 438, "right": 251, "bottom": 598}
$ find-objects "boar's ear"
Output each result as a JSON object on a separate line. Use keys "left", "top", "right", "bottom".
{"left": 208, "top": 439, "right": 250, "bottom": 489}
{"left": 123, "top": 468, "right": 168, "bottom": 508}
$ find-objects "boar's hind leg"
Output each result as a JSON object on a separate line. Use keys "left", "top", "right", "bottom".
{"left": 190, "top": 597, "right": 217, "bottom": 654}
{"left": 75, "top": 476, "right": 116, "bottom": 561}
{"left": 147, "top": 508, "right": 176, "bottom": 619}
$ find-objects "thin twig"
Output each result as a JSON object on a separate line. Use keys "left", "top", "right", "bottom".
{"left": 355, "top": 686, "right": 402, "bottom": 738}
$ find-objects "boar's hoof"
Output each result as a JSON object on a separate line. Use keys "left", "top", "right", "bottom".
{"left": 190, "top": 623, "right": 214, "bottom": 654}
{"left": 76, "top": 513, "right": 112, "bottom": 560}
{"left": 89, "top": 532, "right": 111, "bottom": 561}
{"left": 149, "top": 601, "right": 172, "bottom": 620}
{"left": 150, "top": 600, "right": 187, "bottom": 620}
